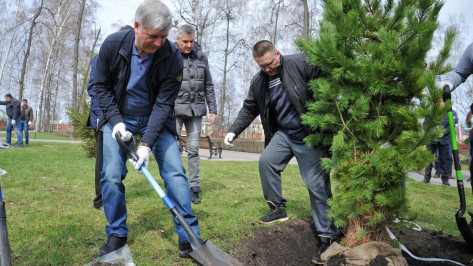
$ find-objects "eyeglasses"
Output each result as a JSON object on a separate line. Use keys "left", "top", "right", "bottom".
{"left": 259, "top": 58, "right": 275, "bottom": 69}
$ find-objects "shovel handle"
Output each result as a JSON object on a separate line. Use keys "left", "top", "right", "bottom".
{"left": 114, "top": 132, "right": 175, "bottom": 210}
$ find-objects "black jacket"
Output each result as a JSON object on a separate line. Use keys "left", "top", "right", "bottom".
{"left": 94, "top": 29, "right": 183, "bottom": 146}
{"left": 228, "top": 54, "right": 324, "bottom": 146}
{"left": 0, "top": 98, "right": 21, "bottom": 119}
{"left": 174, "top": 42, "right": 217, "bottom": 117}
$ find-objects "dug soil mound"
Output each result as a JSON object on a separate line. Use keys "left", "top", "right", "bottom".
{"left": 234, "top": 218, "right": 473, "bottom": 265}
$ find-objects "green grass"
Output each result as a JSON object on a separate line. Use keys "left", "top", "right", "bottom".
{"left": 0, "top": 142, "right": 471, "bottom": 264}
{"left": 0, "top": 131, "right": 72, "bottom": 141}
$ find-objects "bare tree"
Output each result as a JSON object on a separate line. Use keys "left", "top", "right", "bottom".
{"left": 0, "top": 0, "right": 21, "bottom": 86}
{"left": 19, "top": 0, "right": 43, "bottom": 101}
{"left": 71, "top": 0, "right": 87, "bottom": 110}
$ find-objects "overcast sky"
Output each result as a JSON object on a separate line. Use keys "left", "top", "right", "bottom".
{"left": 95, "top": 0, "right": 473, "bottom": 46}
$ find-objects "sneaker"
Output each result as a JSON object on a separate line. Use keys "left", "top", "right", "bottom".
{"left": 178, "top": 241, "right": 192, "bottom": 258}
{"left": 433, "top": 173, "right": 440, "bottom": 178}
{"left": 190, "top": 192, "right": 201, "bottom": 204}
{"left": 99, "top": 234, "right": 127, "bottom": 256}
{"left": 258, "top": 202, "right": 288, "bottom": 224}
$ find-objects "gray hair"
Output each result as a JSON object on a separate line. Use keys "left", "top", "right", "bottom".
{"left": 135, "top": 0, "right": 172, "bottom": 30}
{"left": 177, "top": 24, "right": 195, "bottom": 38}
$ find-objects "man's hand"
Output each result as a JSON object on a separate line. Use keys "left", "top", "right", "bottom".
{"left": 28, "top": 121, "right": 32, "bottom": 126}
{"left": 112, "top": 122, "right": 132, "bottom": 142}
{"left": 224, "top": 132, "right": 236, "bottom": 147}
{"left": 208, "top": 113, "right": 216, "bottom": 125}
{"left": 11, "top": 120, "right": 15, "bottom": 126}
{"left": 436, "top": 81, "right": 453, "bottom": 91}
{"left": 129, "top": 146, "right": 151, "bottom": 173}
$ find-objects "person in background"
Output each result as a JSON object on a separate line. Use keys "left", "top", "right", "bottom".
{"left": 174, "top": 24, "right": 217, "bottom": 204}
{"left": 465, "top": 104, "right": 473, "bottom": 182}
{"left": 93, "top": 0, "right": 200, "bottom": 258}
{"left": 20, "top": 99, "right": 33, "bottom": 145}
{"left": 0, "top": 94, "right": 23, "bottom": 147}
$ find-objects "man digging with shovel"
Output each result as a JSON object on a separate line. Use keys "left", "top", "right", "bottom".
{"left": 93, "top": 0, "right": 199, "bottom": 260}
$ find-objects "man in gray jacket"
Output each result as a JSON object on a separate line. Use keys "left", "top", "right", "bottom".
{"left": 175, "top": 24, "right": 217, "bottom": 204}
{"left": 224, "top": 40, "right": 338, "bottom": 264}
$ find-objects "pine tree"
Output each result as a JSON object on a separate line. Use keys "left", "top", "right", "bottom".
{"left": 296, "top": 0, "right": 455, "bottom": 246}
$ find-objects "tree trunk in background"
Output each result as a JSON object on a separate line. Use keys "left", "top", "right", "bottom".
{"left": 0, "top": 0, "right": 21, "bottom": 87}
{"left": 19, "top": 0, "right": 43, "bottom": 101}
{"left": 72, "top": 0, "right": 86, "bottom": 110}
{"left": 302, "top": 0, "right": 309, "bottom": 38}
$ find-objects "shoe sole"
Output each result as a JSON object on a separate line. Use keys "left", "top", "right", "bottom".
{"left": 311, "top": 259, "right": 325, "bottom": 265}
{"left": 257, "top": 216, "right": 289, "bottom": 224}
{"left": 178, "top": 250, "right": 191, "bottom": 258}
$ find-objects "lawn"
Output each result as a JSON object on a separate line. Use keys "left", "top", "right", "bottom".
{"left": 0, "top": 131, "right": 72, "bottom": 141}
{"left": 0, "top": 142, "right": 472, "bottom": 265}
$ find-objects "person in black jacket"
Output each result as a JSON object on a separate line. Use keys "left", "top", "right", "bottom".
{"left": 0, "top": 93, "right": 23, "bottom": 147}
{"left": 224, "top": 40, "right": 338, "bottom": 265}
{"left": 174, "top": 24, "right": 217, "bottom": 204}
{"left": 93, "top": 0, "right": 199, "bottom": 258}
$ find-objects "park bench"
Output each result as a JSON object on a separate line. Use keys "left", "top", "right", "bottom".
{"left": 206, "top": 135, "right": 223, "bottom": 159}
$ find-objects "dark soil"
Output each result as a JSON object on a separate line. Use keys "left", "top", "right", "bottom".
{"left": 234, "top": 218, "right": 473, "bottom": 265}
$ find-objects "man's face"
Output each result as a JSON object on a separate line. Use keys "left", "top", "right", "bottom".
{"left": 22, "top": 101, "right": 27, "bottom": 107}
{"left": 176, "top": 33, "right": 195, "bottom": 54}
{"left": 4, "top": 96, "right": 11, "bottom": 102}
{"left": 255, "top": 50, "right": 281, "bottom": 76}
{"left": 134, "top": 21, "right": 169, "bottom": 58}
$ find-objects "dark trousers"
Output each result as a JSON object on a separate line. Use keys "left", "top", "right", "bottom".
{"left": 469, "top": 130, "right": 473, "bottom": 179}
{"left": 425, "top": 142, "right": 449, "bottom": 183}
{"left": 93, "top": 130, "right": 103, "bottom": 208}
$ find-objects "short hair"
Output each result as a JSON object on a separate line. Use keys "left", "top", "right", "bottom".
{"left": 4, "top": 93, "right": 12, "bottom": 98}
{"left": 22, "top": 99, "right": 28, "bottom": 102}
{"left": 177, "top": 24, "right": 195, "bottom": 38}
{"left": 119, "top": 25, "right": 133, "bottom": 31}
{"left": 135, "top": 0, "right": 172, "bottom": 31}
{"left": 252, "top": 40, "right": 277, "bottom": 58}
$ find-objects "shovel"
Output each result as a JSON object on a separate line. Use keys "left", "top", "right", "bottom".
{"left": 115, "top": 133, "right": 242, "bottom": 266}
{"left": 443, "top": 86, "right": 473, "bottom": 250}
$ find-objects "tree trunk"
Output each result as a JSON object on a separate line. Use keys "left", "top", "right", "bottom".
{"left": 19, "top": 0, "right": 43, "bottom": 101}
{"left": 72, "top": 0, "right": 87, "bottom": 110}
{"left": 217, "top": 10, "right": 231, "bottom": 137}
{"left": 302, "top": 0, "right": 309, "bottom": 38}
{"left": 0, "top": 0, "right": 21, "bottom": 87}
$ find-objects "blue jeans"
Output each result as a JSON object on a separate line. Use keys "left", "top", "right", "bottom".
{"left": 101, "top": 115, "right": 199, "bottom": 243}
{"left": 6, "top": 117, "right": 23, "bottom": 147}
{"left": 20, "top": 120, "right": 29, "bottom": 144}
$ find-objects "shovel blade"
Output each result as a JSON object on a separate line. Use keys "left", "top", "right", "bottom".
{"left": 188, "top": 239, "right": 242, "bottom": 266}
{"left": 455, "top": 211, "right": 473, "bottom": 250}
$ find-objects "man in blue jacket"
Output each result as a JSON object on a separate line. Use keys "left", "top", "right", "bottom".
{"left": 93, "top": 0, "right": 199, "bottom": 257}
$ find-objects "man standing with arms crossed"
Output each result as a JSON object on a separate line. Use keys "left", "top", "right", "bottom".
{"left": 224, "top": 40, "right": 339, "bottom": 264}
{"left": 174, "top": 24, "right": 217, "bottom": 204}
{"left": 94, "top": 0, "right": 199, "bottom": 257}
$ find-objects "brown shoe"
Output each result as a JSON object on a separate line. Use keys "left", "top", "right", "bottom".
{"left": 433, "top": 173, "right": 441, "bottom": 178}
{"left": 448, "top": 175, "right": 455, "bottom": 179}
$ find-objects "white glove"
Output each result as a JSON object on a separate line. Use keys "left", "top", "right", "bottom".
{"left": 112, "top": 122, "right": 132, "bottom": 142}
{"left": 129, "top": 146, "right": 151, "bottom": 173}
{"left": 28, "top": 121, "right": 32, "bottom": 126}
{"left": 224, "top": 132, "right": 236, "bottom": 147}
{"left": 11, "top": 120, "right": 15, "bottom": 126}
{"left": 436, "top": 81, "right": 453, "bottom": 91}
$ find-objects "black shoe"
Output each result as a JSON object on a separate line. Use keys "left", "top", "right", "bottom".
{"left": 467, "top": 178, "right": 472, "bottom": 182}
{"left": 190, "top": 192, "right": 201, "bottom": 204}
{"left": 442, "top": 181, "right": 451, "bottom": 186}
{"left": 99, "top": 234, "right": 127, "bottom": 256}
{"left": 311, "top": 235, "right": 339, "bottom": 265}
{"left": 93, "top": 204, "right": 104, "bottom": 211}
{"left": 178, "top": 241, "right": 192, "bottom": 258}
{"left": 258, "top": 202, "right": 288, "bottom": 224}
{"left": 422, "top": 177, "right": 430, "bottom": 183}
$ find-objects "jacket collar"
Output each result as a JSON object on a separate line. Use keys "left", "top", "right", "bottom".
{"left": 120, "top": 29, "right": 171, "bottom": 62}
